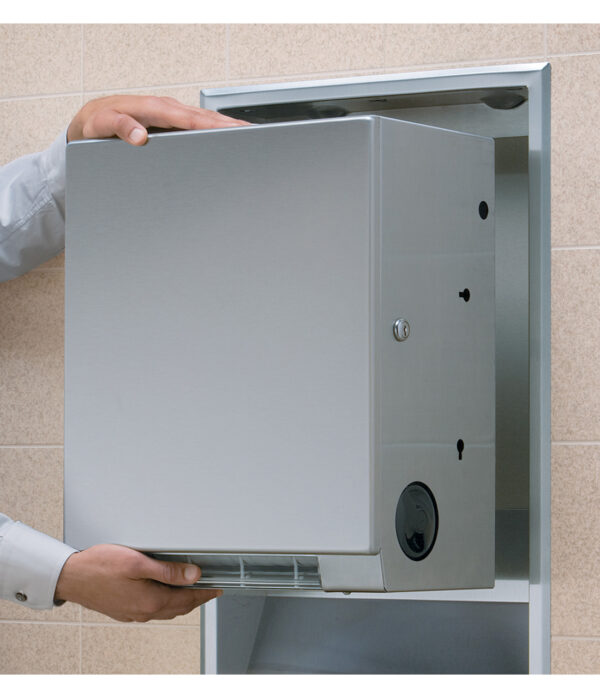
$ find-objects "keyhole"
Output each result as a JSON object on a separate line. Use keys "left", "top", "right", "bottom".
{"left": 459, "top": 288, "right": 470, "bottom": 302}
{"left": 457, "top": 439, "right": 464, "bottom": 461}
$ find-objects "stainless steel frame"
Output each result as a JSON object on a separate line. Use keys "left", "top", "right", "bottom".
{"left": 201, "top": 63, "right": 551, "bottom": 674}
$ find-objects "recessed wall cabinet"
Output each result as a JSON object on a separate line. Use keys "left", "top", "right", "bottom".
{"left": 65, "top": 63, "right": 550, "bottom": 674}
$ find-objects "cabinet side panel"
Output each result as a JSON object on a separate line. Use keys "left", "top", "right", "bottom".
{"left": 378, "top": 119, "right": 495, "bottom": 590}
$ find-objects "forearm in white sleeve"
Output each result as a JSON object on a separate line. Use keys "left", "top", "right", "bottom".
{"left": 0, "top": 513, "right": 77, "bottom": 610}
{"left": 0, "top": 129, "right": 75, "bottom": 608}
{"left": 0, "top": 129, "right": 67, "bottom": 282}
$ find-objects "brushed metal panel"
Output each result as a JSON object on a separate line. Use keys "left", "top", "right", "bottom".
{"left": 65, "top": 114, "right": 495, "bottom": 592}
{"left": 65, "top": 118, "right": 376, "bottom": 553}
{"left": 376, "top": 118, "right": 495, "bottom": 590}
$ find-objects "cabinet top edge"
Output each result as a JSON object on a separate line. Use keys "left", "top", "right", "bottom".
{"left": 201, "top": 63, "right": 550, "bottom": 100}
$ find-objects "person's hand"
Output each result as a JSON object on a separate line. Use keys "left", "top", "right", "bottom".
{"left": 67, "top": 95, "right": 248, "bottom": 146}
{"left": 54, "top": 544, "right": 221, "bottom": 622}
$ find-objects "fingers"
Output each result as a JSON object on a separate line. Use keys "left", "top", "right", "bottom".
{"left": 128, "top": 586, "right": 222, "bottom": 622}
{"left": 83, "top": 110, "right": 148, "bottom": 145}
{"left": 147, "top": 588, "right": 222, "bottom": 621}
{"left": 68, "top": 95, "right": 250, "bottom": 147}
{"left": 129, "top": 96, "right": 248, "bottom": 131}
{"left": 134, "top": 555, "right": 203, "bottom": 586}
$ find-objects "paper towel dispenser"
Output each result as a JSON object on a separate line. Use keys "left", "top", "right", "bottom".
{"left": 64, "top": 114, "right": 495, "bottom": 592}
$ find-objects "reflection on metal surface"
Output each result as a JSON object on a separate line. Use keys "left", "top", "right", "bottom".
{"left": 220, "top": 87, "right": 528, "bottom": 123}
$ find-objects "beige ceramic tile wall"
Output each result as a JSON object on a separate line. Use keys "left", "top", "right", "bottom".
{"left": 0, "top": 23, "right": 598, "bottom": 674}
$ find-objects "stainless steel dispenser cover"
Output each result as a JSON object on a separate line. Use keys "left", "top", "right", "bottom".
{"left": 65, "top": 116, "right": 495, "bottom": 591}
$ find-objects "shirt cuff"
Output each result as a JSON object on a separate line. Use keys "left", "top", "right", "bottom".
{"left": 0, "top": 520, "right": 78, "bottom": 610}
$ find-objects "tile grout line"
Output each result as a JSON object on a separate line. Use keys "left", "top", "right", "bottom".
{"left": 0, "top": 92, "right": 85, "bottom": 103}
{"left": 4, "top": 440, "right": 600, "bottom": 449}
{"left": 382, "top": 24, "right": 389, "bottom": 68}
{"left": 552, "top": 246, "right": 600, "bottom": 251}
{"left": 547, "top": 50, "right": 600, "bottom": 58}
{"left": 79, "top": 623, "right": 200, "bottom": 630}
{"left": 80, "top": 24, "right": 84, "bottom": 108}
{"left": 0, "top": 445, "right": 63, "bottom": 449}
{"left": 0, "top": 442, "right": 592, "bottom": 449}
{"left": 16, "top": 267, "right": 64, "bottom": 273}
{"left": 225, "top": 25, "right": 230, "bottom": 84}
{"left": 0, "top": 619, "right": 80, "bottom": 625}
{"left": 203, "top": 50, "right": 600, "bottom": 83}
{"left": 552, "top": 441, "right": 600, "bottom": 446}
{"left": 79, "top": 605, "right": 82, "bottom": 675}
{"left": 0, "top": 82, "right": 228, "bottom": 103}
{"left": 552, "top": 635, "right": 600, "bottom": 642}
{"left": 0, "top": 618, "right": 197, "bottom": 628}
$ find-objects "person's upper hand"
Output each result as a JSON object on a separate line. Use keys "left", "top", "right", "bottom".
{"left": 54, "top": 544, "right": 221, "bottom": 622}
{"left": 67, "top": 95, "right": 248, "bottom": 146}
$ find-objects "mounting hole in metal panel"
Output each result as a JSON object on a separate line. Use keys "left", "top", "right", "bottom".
{"left": 395, "top": 482, "right": 439, "bottom": 561}
{"left": 479, "top": 201, "right": 489, "bottom": 219}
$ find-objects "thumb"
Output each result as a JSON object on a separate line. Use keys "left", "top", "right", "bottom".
{"left": 137, "top": 557, "right": 202, "bottom": 586}
{"left": 110, "top": 113, "right": 148, "bottom": 146}
{"left": 84, "top": 109, "right": 148, "bottom": 146}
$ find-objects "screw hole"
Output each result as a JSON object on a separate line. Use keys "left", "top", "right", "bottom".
{"left": 479, "top": 201, "right": 489, "bottom": 220}
{"left": 459, "top": 288, "right": 471, "bottom": 302}
{"left": 456, "top": 439, "right": 464, "bottom": 461}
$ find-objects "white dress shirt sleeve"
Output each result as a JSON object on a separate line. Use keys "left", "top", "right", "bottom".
{"left": 1, "top": 128, "right": 78, "bottom": 609}
{"left": 0, "top": 128, "right": 67, "bottom": 282}
{"left": 0, "top": 514, "right": 77, "bottom": 609}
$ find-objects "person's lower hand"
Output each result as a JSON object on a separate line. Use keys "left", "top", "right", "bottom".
{"left": 67, "top": 95, "right": 248, "bottom": 146}
{"left": 54, "top": 544, "right": 221, "bottom": 622}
